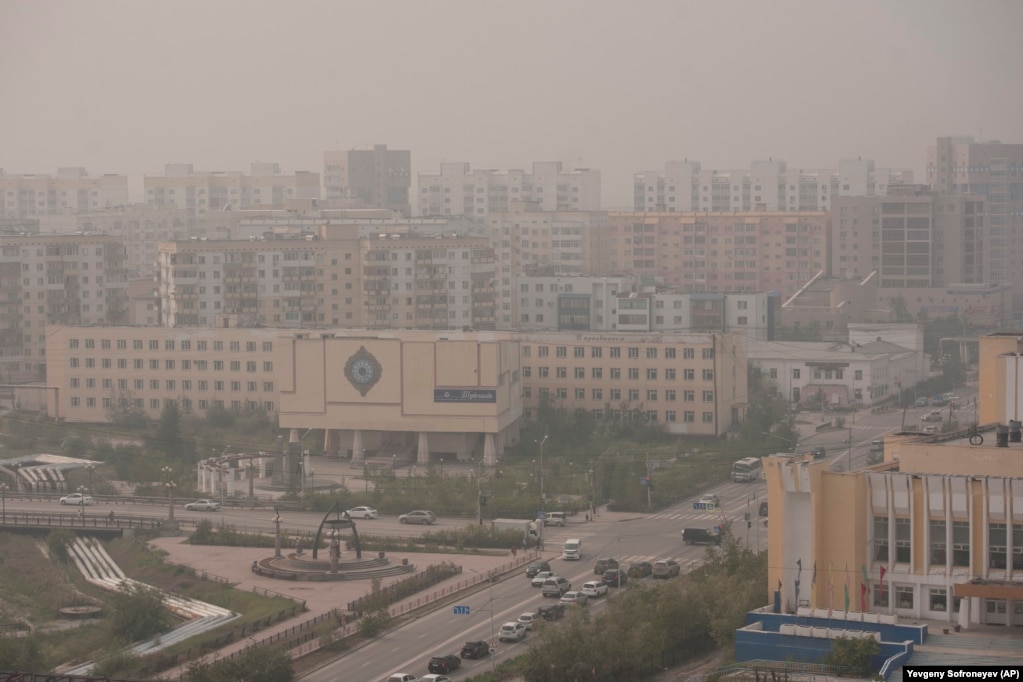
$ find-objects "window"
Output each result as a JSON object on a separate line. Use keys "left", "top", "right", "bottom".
{"left": 610, "top": 389, "right": 621, "bottom": 400}
{"left": 628, "top": 389, "right": 639, "bottom": 401}
{"left": 556, "top": 346, "right": 567, "bottom": 358}
{"left": 556, "top": 387, "right": 567, "bottom": 399}
{"left": 684, "top": 369, "right": 695, "bottom": 381}
{"left": 522, "top": 387, "right": 532, "bottom": 398}
{"left": 702, "top": 412, "right": 713, "bottom": 423}
{"left": 665, "top": 348, "right": 676, "bottom": 359}
{"left": 989, "top": 523, "right": 1007, "bottom": 569}
{"left": 1014, "top": 524, "right": 1023, "bottom": 570}
{"left": 703, "top": 390, "right": 714, "bottom": 402}
{"left": 574, "top": 346, "right": 584, "bottom": 358}
{"left": 610, "top": 347, "right": 621, "bottom": 358}
{"left": 628, "top": 368, "right": 639, "bottom": 380}
{"left": 538, "top": 367, "right": 549, "bottom": 378}
{"left": 538, "top": 346, "right": 549, "bottom": 357}
{"left": 665, "top": 368, "right": 676, "bottom": 380}
{"left": 575, "top": 388, "right": 585, "bottom": 399}
{"left": 895, "top": 517, "right": 911, "bottom": 563}
{"left": 702, "top": 369, "right": 714, "bottom": 381}
{"left": 646, "top": 368, "right": 657, "bottom": 380}
{"left": 684, "top": 411, "right": 695, "bottom": 423}
{"left": 556, "top": 367, "right": 567, "bottom": 378}
{"left": 873, "top": 516, "right": 889, "bottom": 561}
{"left": 592, "top": 388, "right": 603, "bottom": 400}
{"left": 872, "top": 583, "right": 890, "bottom": 609}
{"left": 666, "top": 410, "right": 676, "bottom": 422}
{"left": 646, "top": 348, "right": 657, "bottom": 359}
{"left": 574, "top": 367, "right": 585, "bottom": 379}
{"left": 628, "top": 347, "right": 639, "bottom": 359}
{"left": 929, "top": 588, "right": 947, "bottom": 612}
{"left": 702, "top": 348, "right": 714, "bottom": 359}
{"left": 855, "top": 370, "right": 863, "bottom": 380}
{"left": 591, "top": 347, "right": 602, "bottom": 358}
{"left": 611, "top": 368, "right": 621, "bottom": 380}
{"left": 646, "top": 410, "right": 658, "bottom": 422}
{"left": 683, "top": 348, "right": 694, "bottom": 359}
{"left": 522, "top": 367, "right": 531, "bottom": 378}
{"left": 230, "top": 361, "right": 240, "bottom": 371}
{"left": 647, "top": 390, "right": 657, "bottom": 401}
{"left": 592, "top": 367, "right": 603, "bottom": 379}
{"left": 952, "top": 521, "right": 970, "bottom": 567}
{"left": 930, "top": 520, "right": 946, "bottom": 565}
{"left": 895, "top": 584, "right": 913, "bottom": 610}
{"left": 792, "top": 369, "right": 801, "bottom": 379}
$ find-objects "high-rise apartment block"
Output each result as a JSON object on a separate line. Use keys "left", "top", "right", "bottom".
{"left": 419, "top": 162, "right": 601, "bottom": 218}
{"left": 0, "top": 168, "right": 129, "bottom": 218}
{"left": 0, "top": 232, "right": 128, "bottom": 381}
{"left": 928, "top": 136, "right": 1023, "bottom": 304}
{"left": 156, "top": 226, "right": 496, "bottom": 330}
{"left": 323, "top": 145, "right": 411, "bottom": 216}
{"left": 607, "top": 211, "right": 829, "bottom": 299}
{"left": 634, "top": 159, "right": 912, "bottom": 213}
{"left": 144, "top": 163, "right": 320, "bottom": 220}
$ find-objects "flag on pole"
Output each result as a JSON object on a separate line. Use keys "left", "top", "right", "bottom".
{"left": 794, "top": 559, "right": 802, "bottom": 607}
{"left": 860, "top": 564, "right": 870, "bottom": 611}
{"left": 844, "top": 563, "right": 850, "bottom": 614}
{"left": 828, "top": 560, "right": 834, "bottom": 618}
{"left": 879, "top": 565, "right": 887, "bottom": 599}
{"left": 810, "top": 561, "right": 817, "bottom": 611}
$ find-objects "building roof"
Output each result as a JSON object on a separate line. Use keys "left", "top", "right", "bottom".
{"left": 745, "top": 339, "right": 900, "bottom": 363}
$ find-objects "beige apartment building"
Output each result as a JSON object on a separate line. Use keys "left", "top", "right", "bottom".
{"left": 765, "top": 332, "right": 1023, "bottom": 626}
{"left": 0, "top": 167, "right": 129, "bottom": 219}
{"left": 323, "top": 145, "right": 411, "bottom": 216}
{"left": 156, "top": 225, "right": 496, "bottom": 330}
{"left": 517, "top": 331, "right": 747, "bottom": 436}
{"left": 0, "top": 232, "right": 128, "bottom": 382}
{"left": 145, "top": 163, "right": 321, "bottom": 220}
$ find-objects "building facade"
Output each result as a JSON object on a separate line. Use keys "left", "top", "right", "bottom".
{"left": 634, "top": 158, "right": 912, "bottom": 213}
{"left": 144, "top": 163, "right": 320, "bottom": 220}
{"left": 419, "top": 162, "right": 601, "bottom": 218}
{"left": 323, "top": 145, "right": 411, "bottom": 216}
{"left": 0, "top": 167, "right": 129, "bottom": 219}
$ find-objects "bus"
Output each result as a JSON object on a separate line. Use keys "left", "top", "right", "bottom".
{"left": 731, "top": 457, "right": 762, "bottom": 482}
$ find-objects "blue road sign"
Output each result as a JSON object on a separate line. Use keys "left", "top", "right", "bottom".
{"left": 692, "top": 502, "right": 717, "bottom": 510}
{"left": 537, "top": 511, "right": 547, "bottom": 519}
{"left": 453, "top": 605, "right": 471, "bottom": 615}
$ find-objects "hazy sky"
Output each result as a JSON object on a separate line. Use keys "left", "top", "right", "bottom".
{"left": 2, "top": 0, "right": 1021, "bottom": 208}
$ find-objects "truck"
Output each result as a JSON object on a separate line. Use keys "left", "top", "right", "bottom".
{"left": 492, "top": 518, "right": 541, "bottom": 544}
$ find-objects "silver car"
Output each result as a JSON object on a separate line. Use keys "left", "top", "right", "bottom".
{"left": 399, "top": 509, "right": 436, "bottom": 525}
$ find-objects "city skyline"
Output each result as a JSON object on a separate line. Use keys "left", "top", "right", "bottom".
{"left": 3, "top": 0, "right": 1021, "bottom": 208}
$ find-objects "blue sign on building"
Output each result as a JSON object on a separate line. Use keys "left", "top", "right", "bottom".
{"left": 434, "top": 388, "right": 496, "bottom": 403}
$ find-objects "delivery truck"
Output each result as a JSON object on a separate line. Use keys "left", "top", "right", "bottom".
{"left": 492, "top": 518, "right": 541, "bottom": 545}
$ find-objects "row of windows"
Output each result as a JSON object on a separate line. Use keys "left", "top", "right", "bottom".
{"left": 523, "top": 386, "right": 712, "bottom": 402}
{"left": 70, "top": 378, "right": 274, "bottom": 392}
{"left": 522, "top": 405, "right": 713, "bottom": 424}
{"left": 523, "top": 366, "right": 713, "bottom": 382}
{"left": 68, "top": 358, "right": 273, "bottom": 372}
{"left": 70, "top": 396, "right": 275, "bottom": 412}
{"left": 873, "top": 517, "right": 1023, "bottom": 570}
{"left": 68, "top": 338, "right": 274, "bottom": 352}
{"left": 524, "top": 345, "right": 713, "bottom": 360}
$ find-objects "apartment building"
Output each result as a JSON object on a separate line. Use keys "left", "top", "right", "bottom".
{"left": 607, "top": 211, "right": 829, "bottom": 299}
{"left": 517, "top": 331, "right": 747, "bottom": 437}
{"left": 323, "top": 144, "right": 411, "bottom": 216}
{"left": 765, "top": 332, "right": 1023, "bottom": 626}
{"left": 0, "top": 233, "right": 128, "bottom": 381}
{"left": 506, "top": 274, "right": 636, "bottom": 332}
{"left": 831, "top": 186, "right": 986, "bottom": 287}
{"left": 634, "top": 158, "right": 912, "bottom": 213}
{"left": 156, "top": 226, "right": 496, "bottom": 330}
{"left": 928, "top": 136, "right": 1023, "bottom": 312}
{"left": 419, "top": 162, "right": 601, "bottom": 218}
{"left": 144, "top": 163, "right": 320, "bottom": 220}
{"left": 0, "top": 167, "right": 129, "bottom": 219}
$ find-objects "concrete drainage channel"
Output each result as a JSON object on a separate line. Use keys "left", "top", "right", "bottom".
{"left": 62, "top": 537, "right": 238, "bottom": 676}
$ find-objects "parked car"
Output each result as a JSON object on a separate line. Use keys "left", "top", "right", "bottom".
{"left": 537, "top": 603, "right": 565, "bottom": 621}
{"left": 386, "top": 675, "right": 417, "bottom": 682}
{"left": 682, "top": 527, "right": 721, "bottom": 545}
{"left": 541, "top": 576, "right": 571, "bottom": 597}
{"left": 399, "top": 510, "right": 436, "bottom": 525}
{"left": 184, "top": 499, "right": 220, "bottom": 512}
{"left": 758, "top": 501, "right": 769, "bottom": 517}
{"left": 923, "top": 425, "right": 939, "bottom": 434}
{"left": 531, "top": 571, "right": 556, "bottom": 588}
{"left": 652, "top": 559, "right": 680, "bottom": 578}
{"left": 498, "top": 621, "right": 527, "bottom": 642}
{"left": 460, "top": 640, "right": 490, "bottom": 659}
{"left": 559, "top": 591, "right": 588, "bottom": 606}
{"left": 427, "top": 654, "right": 461, "bottom": 674}
{"left": 602, "top": 568, "right": 627, "bottom": 587}
{"left": 915, "top": 397, "right": 930, "bottom": 407}
{"left": 517, "top": 612, "right": 540, "bottom": 630}
{"left": 525, "top": 559, "right": 551, "bottom": 578}
{"left": 922, "top": 411, "right": 944, "bottom": 422}
{"left": 345, "top": 506, "right": 378, "bottom": 519}
{"left": 544, "top": 511, "right": 567, "bottom": 526}
{"left": 627, "top": 561, "right": 653, "bottom": 579}
{"left": 593, "top": 557, "right": 619, "bottom": 575}
{"left": 580, "top": 580, "right": 608, "bottom": 597}
{"left": 60, "top": 493, "right": 94, "bottom": 506}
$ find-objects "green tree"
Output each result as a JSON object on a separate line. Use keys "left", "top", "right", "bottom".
{"left": 108, "top": 581, "right": 172, "bottom": 643}
{"left": 185, "top": 645, "right": 294, "bottom": 682}
{"left": 105, "top": 389, "right": 149, "bottom": 428}
{"left": 822, "top": 635, "right": 880, "bottom": 677}
{"left": 148, "top": 399, "right": 194, "bottom": 461}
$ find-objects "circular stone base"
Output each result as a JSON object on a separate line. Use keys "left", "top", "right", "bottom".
{"left": 59, "top": 606, "right": 103, "bottom": 619}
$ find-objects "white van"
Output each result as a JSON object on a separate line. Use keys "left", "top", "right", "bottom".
{"left": 562, "top": 538, "right": 582, "bottom": 560}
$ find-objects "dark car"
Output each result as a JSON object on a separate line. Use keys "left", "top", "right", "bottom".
{"left": 525, "top": 559, "right": 551, "bottom": 578}
{"left": 602, "top": 568, "right": 628, "bottom": 587}
{"left": 537, "top": 603, "right": 565, "bottom": 621}
{"left": 428, "top": 654, "right": 461, "bottom": 674}
{"left": 810, "top": 446, "right": 826, "bottom": 460}
{"left": 682, "top": 527, "right": 721, "bottom": 545}
{"left": 593, "top": 557, "right": 619, "bottom": 575}
{"left": 758, "top": 501, "right": 769, "bottom": 517}
{"left": 460, "top": 640, "right": 490, "bottom": 659}
{"left": 627, "top": 561, "right": 653, "bottom": 579}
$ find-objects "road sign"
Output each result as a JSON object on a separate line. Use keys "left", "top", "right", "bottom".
{"left": 453, "top": 605, "right": 470, "bottom": 615}
{"left": 489, "top": 639, "right": 497, "bottom": 654}
{"left": 692, "top": 502, "right": 717, "bottom": 510}
{"left": 537, "top": 511, "right": 547, "bottom": 520}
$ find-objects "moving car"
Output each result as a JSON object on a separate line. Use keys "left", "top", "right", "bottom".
{"left": 682, "top": 527, "right": 721, "bottom": 545}
{"left": 696, "top": 493, "right": 720, "bottom": 508}
{"left": 541, "top": 576, "right": 571, "bottom": 597}
{"left": 580, "top": 580, "right": 608, "bottom": 597}
{"left": 345, "top": 506, "right": 378, "bottom": 519}
{"left": 421, "top": 676, "right": 452, "bottom": 682}
{"left": 559, "top": 591, "right": 588, "bottom": 606}
{"left": 184, "top": 499, "right": 220, "bottom": 512}
{"left": 593, "top": 557, "right": 618, "bottom": 575}
{"left": 517, "top": 612, "right": 540, "bottom": 630}
{"left": 525, "top": 559, "right": 551, "bottom": 578}
{"left": 386, "top": 675, "right": 417, "bottom": 682}
{"left": 652, "top": 559, "right": 680, "bottom": 578}
{"left": 60, "top": 493, "right": 94, "bottom": 506}
{"left": 498, "top": 621, "right": 527, "bottom": 642}
{"left": 627, "top": 561, "right": 653, "bottom": 578}
{"left": 544, "top": 511, "right": 567, "bottom": 526}
{"left": 460, "top": 640, "right": 490, "bottom": 659}
{"left": 531, "top": 571, "right": 556, "bottom": 588}
{"left": 915, "top": 397, "right": 930, "bottom": 407}
{"left": 869, "top": 440, "right": 884, "bottom": 452}
{"left": 427, "top": 654, "right": 460, "bottom": 674}
{"left": 922, "top": 411, "right": 943, "bottom": 422}
{"left": 399, "top": 510, "right": 436, "bottom": 525}
{"left": 602, "top": 568, "right": 627, "bottom": 587}
{"left": 537, "top": 603, "right": 565, "bottom": 621}
{"left": 923, "top": 425, "right": 939, "bottom": 434}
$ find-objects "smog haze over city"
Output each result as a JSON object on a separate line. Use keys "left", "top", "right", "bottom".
{"left": 2, "top": 0, "right": 1022, "bottom": 206}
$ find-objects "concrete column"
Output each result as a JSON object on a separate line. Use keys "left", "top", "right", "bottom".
{"left": 352, "top": 430, "right": 364, "bottom": 463}
{"left": 483, "top": 433, "right": 497, "bottom": 466}
{"left": 417, "top": 432, "right": 430, "bottom": 464}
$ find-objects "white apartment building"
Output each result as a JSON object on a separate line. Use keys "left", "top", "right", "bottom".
{"left": 634, "top": 159, "right": 913, "bottom": 213}
{"left": 419, "top": 162, "right": 601, "bottom": 218}
{"left": 0, "top": 168, "right": 129, "bottom": 219}
{"left": 145, "top": 163, "right": 321, "bottom": 220}
{"left": 508, "top": 275, "right": 636, "bottom": 331}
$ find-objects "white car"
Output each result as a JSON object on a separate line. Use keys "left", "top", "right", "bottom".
{"left": 420, "top": 676, "right": 452, "bottom": 682}
{"left": 580, "top": 580, "right": 608, "bottom": 598}
{"left": 345, "top": 506, "right": 378, "bottom": 519}
{"left": 184, "top": 499, "right": 220, "bottom": 512}
{"left": 531, "top": 570, "right": 556, "bottom": 587}
{"left": 498, "top": 621, "right": 527, "bottom": 642}
{"left": 559, "top": 591, "right": 588, "bottom": 606}
{"left": 517, "top": 612, "right": 540, "bottom": 630}
{"left": 60, "top": 493, "right": 94, "bottom": 506}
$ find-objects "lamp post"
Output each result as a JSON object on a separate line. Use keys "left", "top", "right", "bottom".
{"left": 470, "top": 569, "right": 497, "bottom": 672}
{"left": 161, "top": 466, "right": 175, "bottom": 522}
{"left": 411, "top": 465, "right": 416, "bottom": 493}
{"left": 587, "top": 468, "right": 595, "bottom": 516}
{"left": 85, "top": 462, "right": 95, "bottom": 496}
{"left": 77, "top": 484, "right": 87, "bottom": 522}
{"left": 762, "top": 430, "right": 797, "bottom": 454}
{"left": 273, "top": 506, "right": 283, "bottom": 558}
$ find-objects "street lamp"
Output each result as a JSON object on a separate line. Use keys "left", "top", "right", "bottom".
{"left": 762, "top": 430, "right": 797, "bottom": 453}
{"left": 77, "top": 484, "right": 87, "bottom": 522}
{"left": 161, "top": 466, "right": 176, "bottom": 522}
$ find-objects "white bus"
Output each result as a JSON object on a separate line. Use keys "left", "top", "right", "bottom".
{"left": 731, "top": 457, "right": 762, "bottom": 482}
